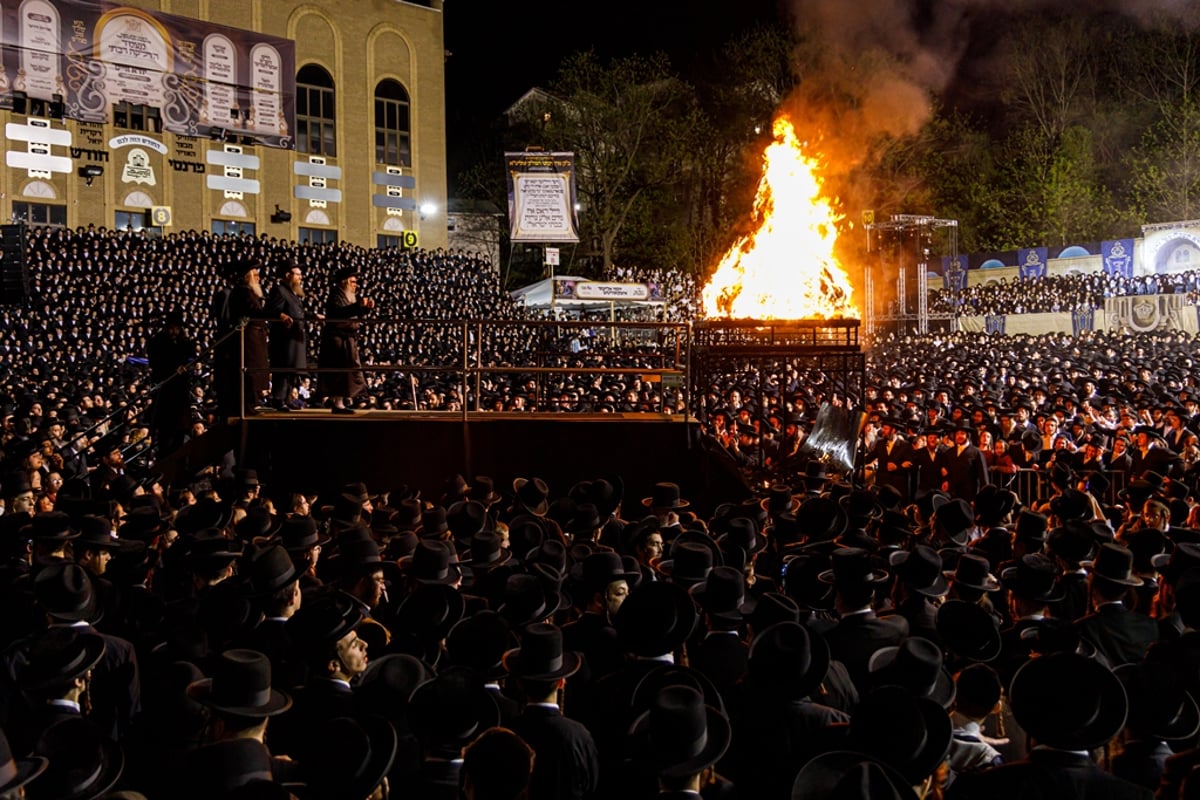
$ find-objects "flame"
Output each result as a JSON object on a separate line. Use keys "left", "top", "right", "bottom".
{"left": 702, "top": 116, "right": 856, "bottom": 320}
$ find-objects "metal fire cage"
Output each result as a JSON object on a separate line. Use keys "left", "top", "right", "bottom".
{"left": 690, "top": 318, "right": 866, "bottom": 481}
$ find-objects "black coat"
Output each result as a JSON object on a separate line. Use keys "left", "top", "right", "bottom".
{"left": 1073, "top": 602, "right": 1159, "bottom": 667}
{"left": 946, "top": 749, "right": 1153, "bottom": 800}
{"left": 319, "top": 288, "right": 369, "bottom": 399}
{"left": 266, "top": 283, "right": 309, "bottom": 370}
{"left": 509, "top": 704, "right": 601, "bottom": 800}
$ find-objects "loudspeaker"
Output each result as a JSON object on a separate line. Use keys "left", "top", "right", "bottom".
{"left": 0, "top": 223, "right": 29, "bottom": 304}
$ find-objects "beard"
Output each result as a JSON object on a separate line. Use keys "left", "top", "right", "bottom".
{"left": 344, "top": 289, "right": 357, "bottom": 304}
{"left": 289, "top": 276, "right": 305, "bottom": 298}
{"left": 248, "top": 277, "right": 264, "bottom": 299}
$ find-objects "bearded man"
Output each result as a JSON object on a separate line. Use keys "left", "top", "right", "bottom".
{"left": 224, "top": 260, "right": 271, "bottom": 415}
{"left": 266, "top": 260, "right": 319, "bottom": 411}
{"left": 319, "top": 266, "right": 374, "bottom": 414}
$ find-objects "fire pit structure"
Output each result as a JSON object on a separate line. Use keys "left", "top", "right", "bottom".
{"left": 690, "top": 318, "right": 865, "bottom": 482}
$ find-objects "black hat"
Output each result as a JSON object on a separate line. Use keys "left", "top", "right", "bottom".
{"left": 1049, "top": 488, "right": 1094, "bottom": 522}
{"left": 19, "top": 627, "right": 106, "bottom": 690}
{"left": 818, "top": 547, "right": 888, "bottom": 585}
{"left": 935, "top": 600, "right": 1002, "bottom": 663}
{"left": 1014, "top": 510, "right": 1048, "bottom": 543}
{"left": 1115, "top": 659, "right": 1200, "bottom": 741}
{"left": 974, "top": 485, "right": 1016, "bottom": 527}
{"left": 761, "top": 484, "right": 801, "bottom": 515}
{"left": 748, "top": 621, "right": 830, "bottom": 699}
{"left": 394, "top": 583, "right": 466, "bottom": 649}
{"left": 716, "top": 516, "right": 766, "bottom": 556}
{"left": 1008, "top": 651, "right": 1127, "bottom": 750}
{"left": 573, "top": 551, "right": 640, "bottom": 595}
{"left": 1000, "top": 553, "right": 1064, "bottom": 603}
{"left": 935, "top": 499, "right": 975, "bottom": 545}
{"left": 642, "top": 482, "right": 689, "bottom": 510}
{"left": 627, "top": 685, "right": 731, "bottom": 779}
{"left": 790, "top": 751, "right": 917, "bottom": 800}
{"left": 445, "top": 611, "right": 510, "bottom": 680}
{"left": 498, "top": 572, "right": 563, "bottom": 628}
{"left": 1082, "top": 542, "right": 1143, "bottom": 587}
{"left": 867, "top": 637, "right": 956, "bottom": 709}
{"left": 333, "top": 265, "right": 360, "bottom": 283}
{"left": 653, "top": 540, "right": 715, "bottom": 588}
{"left": 944, "top": 553, "right": 999, "bottom": 592}
{"left": 1046, "top": 520, "right": 1100, "bottom": 564}
{"left": 399, "top": 540, "right": 463, "bottom": 585}
{"left": 468, "top": 475, "right": 503, "bottom": 506}
{"left": 287, "top": 590, "right": 364, "bottom": 651}
{"left": 247, "top": 544, "right": 298, "bottom": 595}
{"left": 463, "top": 530, "right": 512, "bottom": 571}
{"left": 0, "top": 726, "right": 46, "bottom": 795}
{"left": 31, "top": 717, "right": 124, "bottom": 800}
{"left": 689, "top": 566, "right": 755, "bottom": 623}
{"left": 187, "top": 649, "right": 292, "bottom": 717}
{"left": 513, "top": 477, "right": 551, "bottom": 516}
{"left": 356, "top": 654, "right": 435, "bottom": 717}
{"left": 408, "top": 666, "right": 500, "bottom": 747}
{"left": 34, "top": 562, "right": 99, "bottom": 622}
{"left": 304, "top": 715, "right": 397, "bottom": 798}
{"left": 1153, "top": 542, "right": 1200, "bottom": 583}
{"left": 888, "top": 545, "right": 948, "bottom": 597}
{"left": 615, "top": 581, "right": 698, "bottom": 658}
{"left": 280, "top": 515, "right": 330, "bottom": 552}
{"left": 502, "top": 622, "right": 581, "bottom": 680}
{"left": 849, "top": 685, "right": 952, "bottom": 785}
{"left": 75, "top": 514, "right": 143, "bottom": 554}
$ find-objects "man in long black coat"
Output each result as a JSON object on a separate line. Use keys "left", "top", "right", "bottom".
{"left": 266, "top": 260, "right": 317, "bottom": 411}
{"left": 146, "top": 308, "right": 197, "bottom": 451}
{"left": 319, "top": 266, "right": 374, "bottom": 414}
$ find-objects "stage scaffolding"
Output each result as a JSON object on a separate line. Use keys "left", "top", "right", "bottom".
{"left": 864, "top": 214, "right": 959, "bottom": 338}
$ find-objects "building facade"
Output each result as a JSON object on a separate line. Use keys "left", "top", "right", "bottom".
{"left": 0, "top": 0, "right": 447, "bottom": 249}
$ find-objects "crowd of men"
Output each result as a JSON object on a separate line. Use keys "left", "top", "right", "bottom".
{"left": 929, "top": 270, "right": 1200, "bottom": 315}
{"left": 7, "top": 227, "right": 1200, "bottom": 796}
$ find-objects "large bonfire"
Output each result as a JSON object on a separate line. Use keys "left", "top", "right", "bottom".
{"left": 702, "top": 116, "right": 857, "bottom": 320}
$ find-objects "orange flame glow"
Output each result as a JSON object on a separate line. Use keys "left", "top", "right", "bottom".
{"left": 702, "top": 116, "right": 856, "bottom": 319}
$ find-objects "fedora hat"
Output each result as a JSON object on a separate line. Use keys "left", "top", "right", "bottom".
{"left": 1082, "top": 542, "right": 1143, "bottom": 587}
{"left": 1046, "top": 520, "right": 1099, "bottom": 564}
{"left": 1009, "top": 651, "right": 1127, "bottom": 750}
{"left": 615, "top": 581, "right": 698, "bottom": 658}
{"left": 178, "top": 738, "right": 281, "bottom": 798}
{"left": 356, "top": 654, "right": 435, "bottom": 717}
{"left": 287, "top": 590, "right": 364, "bottom": 651}
{"left": 408, "top": 666, "right": 500, "bottom": 748}
{"left": 690, "top": 566, "right": 755, "bottom": 623}
{"left": 642, "top": 482, "right": 689, "bottom": 510}
{"left": 463, "top": 530, "right": 512, "bottom": 571}
{"left": 33, "top": 562, "right": 99, "bottom": 622}
{"left": 564, "top": 503, "right": 602, "bottom": 537}
{"left": 445, "top": 611, "right": 510, "bottom": 680}
{"left": 572, "top": 550, "right": 640, "bottom": 595}
{"left": 850, "top": 685, "right": 952, "bottom": 786}
{"left": 29, "top": 511, "right": 78, "bottom": 542}
{"left": 796, "top": 496, "right": 847, "bottom": 543}
{"left": 447, "top": 500, "right": 488, "bottom": 542}
{"left": 30, "top": 717, "right": 124, "bottom": 800}
{"left": 868, "top": 637, "right": 956, "bottom": 709}
{"left": 1153, "top": 541, "right": 1200, "bottom": 583}
{"left": 781, "top": 553, "right": 835, "bottom": 610}
{"left": 1049, "top": 488, "right": 1094, "bottom": 522}
{"left": 399, "top": 540, "right": 463, "bottom": 585}
{"left": 1000, "top": 553, "right": 1065, "bottom": 603}
{"left": 1014, "top": 509, "right": 1048, "bottom": 543}
{"left": 716, "top": 516, "right": 766, "bottom": 556}
{"left": 627, "top": 685, "right": 731, "bottom": 779}
{"left": 513, "top": 477, "right": 551, "bottom": 516}
{"left": 19, "top": 627, "right": 106, "bottom": 690}
{"left": 392, "top": 499, "right": 423, "bottom": 532}
{"left": 762, "top": 484, "right": 801, "bottom": 515}
{"left": 888, "top": 545, "right": 948, "bottom": 597}
{"left": 747, "top": 591, "right": 802, "bottom": 631}
{"left": 748, "top": 621, "right": 830, "bottom": 699}
{"left": 75, "top": 514, "right": 143, "bottom": 554}
{"left": 468, "top": 475, "right": 503, "bottom": 506}
{"left": 790, "top": 751, "right": 918, "bottom": 800}
{"left": 653, "top": 540, "right": 714, "bottom": 587}
{"left": 839, "top": 489, "right": 883, "bottom": 524}
{"left": 187, "top": 649, "right": 292, "bottom": 717}
{"left": 418, "top": 506, "right": 450, "bottom": 537}
{"left": 945, "top": 553, "right": 999, "bottom": 592}
{"left": 247, "top": 544, "right": 298, "bottom": 596}
{"left": 498, "top": 572, "right": 563, "bottom": 628}
{"left": 935, "top": 600, "right": 1002, "bottom": 663}
{"left": 818, "top": 547, "right": 888, "bottom": 585}
{"left": 934, "top": 499, "right": 975, "bottom": 545}
{"left": 174, "top": 498, "right": 233, "bottom": 536}
{"left": 502, "top": 622, "right": 581, "bottom": 681}
{"left": 0, "top": 727, "right": 46, "bottom": 796}
{"left": 304, "top": 715, "right": 397, "bottom": 799}
{"left": 974, "top": 485, "right": 1016, "bottom": 527}
{"left": 280, "top": 515, "right": 330, "bottom": 552}
{"left": 1115, "top": 659, "right": 1200, "bottom": 741}
{"left": 395, "top": 582, "right": 466, "bottom": 644}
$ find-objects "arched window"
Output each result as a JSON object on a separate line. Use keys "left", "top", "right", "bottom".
{"left": 297, "top": 64, "right": 336, "bottom": 156}
{"left": 374, "top": 79, "right": 410, "bottom": 166}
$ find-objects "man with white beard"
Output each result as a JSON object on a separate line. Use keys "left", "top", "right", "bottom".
{"left": 319, "top": 266, "right": 375, "bottom": 414}
{"left": 224, "top": 260, "right": 271, "bottom": 415}
{"left": 266, "top": 260, "right": 320, "bottom": 411}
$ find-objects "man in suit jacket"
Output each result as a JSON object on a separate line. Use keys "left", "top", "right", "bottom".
{"left": 866, "top": 419, "right": 916, "bottom": 504}
{"left": 947, "top": 651, "right": 1152, "bottom": 800}
{"left": 820, "top": 548, "right": 909, "bottom": 692}
{"left": 1073, "top": 543, "right": 1159, "bottom": 666}
{"left": 942, "top": 424, "right": 990, "bottom": 501}
{"left": 505, "top": 624, "right": 599, "bottom": 800}
{"left": 266, "top": 260, "right": 317, "bottom": 411}
{"left": 914, "top": 427, "right": 947, "bottom": 497}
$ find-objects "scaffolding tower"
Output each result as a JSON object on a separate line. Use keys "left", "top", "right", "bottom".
{"left": 863, "top": 214, "right": 959, "bottom": 337}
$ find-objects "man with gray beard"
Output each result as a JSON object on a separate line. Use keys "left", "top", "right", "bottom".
{"left": 266, "top": 260, "right": 319, "bottom": 411}
{"left": 319, "top": 266, "right": 375, "bottom": 414}
{"left": 222, "top": 260, "right": 271, "bottom": 415}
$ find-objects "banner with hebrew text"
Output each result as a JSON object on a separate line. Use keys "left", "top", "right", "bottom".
{"left": 505, "top": 151, "right": 581, "bottom": 243}
{"left": 0, "top": 0, "right": 295, "bottom": 147}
